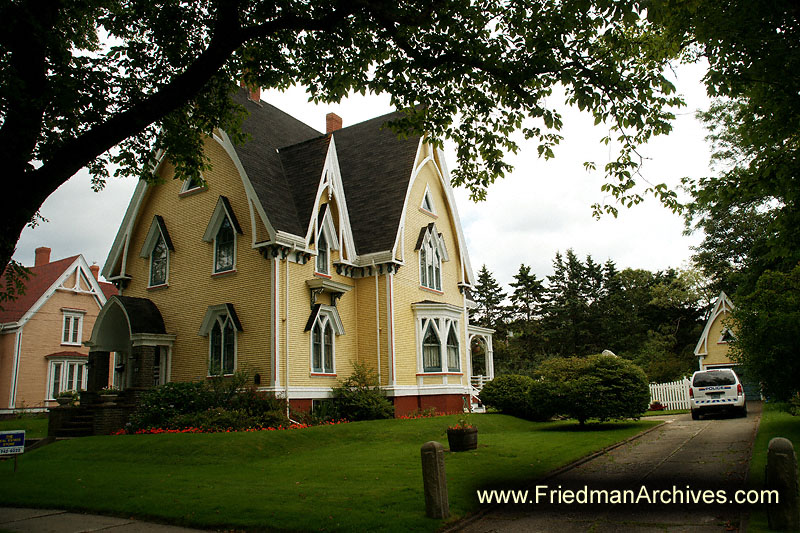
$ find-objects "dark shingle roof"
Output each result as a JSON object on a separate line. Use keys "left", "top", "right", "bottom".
{"left": 278, "top": 136, "right": 331, "bottom": 236}
{"left": 112, "top": 296, "right": 166, "bottom": 334}
{"left": 332, "top": 113, "right": 421, "bottom": 255}
{"left": 229, "top": 90, "right": 321, "bottom": 237}
{"left": 231, "top": 90, "right": 421, "bottom": 256}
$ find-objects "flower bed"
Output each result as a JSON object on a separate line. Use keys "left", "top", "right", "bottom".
{"left": 114, "top": 419, "right": 348, "bottom": 435}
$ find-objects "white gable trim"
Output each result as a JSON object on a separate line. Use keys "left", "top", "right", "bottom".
{"left": 19, "top": 256, "right": 109, "bottom": 328}
{"left": 391, "top": 140, "right": 476, "bottom": 286}
{"left": 212, "top": 131, "right": 278, "bottom": 246}
{"left": 694, "top": 291, "right": 736, "bottom": 356}
{"left": 303, "top": 137, "right": 357, "bottom": 262}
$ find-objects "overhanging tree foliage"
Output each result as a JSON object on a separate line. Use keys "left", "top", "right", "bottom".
{"left": 0, "top": 0, "right": 684, "bottom": 292}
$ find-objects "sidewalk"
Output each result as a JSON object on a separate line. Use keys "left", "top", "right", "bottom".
{"left": 0, "top": 508, "right": 207, "bottom": 532}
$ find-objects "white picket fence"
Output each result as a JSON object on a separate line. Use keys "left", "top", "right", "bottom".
{"left": 649, "top": 377, "right": 691, "bottom": 410}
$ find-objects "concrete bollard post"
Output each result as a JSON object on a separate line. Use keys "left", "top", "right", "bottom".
{"left": 766, "top": 437, "right": 799, "bottom": 531}
{"left": 421, "top": 441, "right": 449, "bottom": 519}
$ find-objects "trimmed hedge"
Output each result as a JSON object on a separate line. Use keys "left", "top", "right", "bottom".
{"left": 479, "top": 354, "right": 649, "bottom": 425}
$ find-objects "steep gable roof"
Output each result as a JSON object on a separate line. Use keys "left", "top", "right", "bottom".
{"left": 229, "top": 90, "right": 322, "bottom": 237}
{"left": 331, "top": 112, "right": 421, "bottom": 255}
{"left": 278, "top": 135, "right": 332, "bottom": 234}
{"left": 0, "top": 255, "right": 80, "bottom": 324}
{"left": 694, "top": 291, "right": 736, "bottom": 356}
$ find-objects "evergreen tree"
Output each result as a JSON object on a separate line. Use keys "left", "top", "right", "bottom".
{"left": 508, "top": 264, "right": 545, "bottom": 322}
{"left": 471, "top": 265, "right": 506, "bottom": 329}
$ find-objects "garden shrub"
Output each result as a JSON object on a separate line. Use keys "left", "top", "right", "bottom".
{"left": 537, "top": 354, "right": 650, "bottom": 425}
{"left": 523, "top": 379, "right": 558, "bottom": 421}
{"left": 331, "top": 363, "right": 394, "bottom": 421}
{"left": 478, "top": 374, "right": 534, "bottom": 418}
{"left": 128, "top": 374, "right": 288, "bottom": 432}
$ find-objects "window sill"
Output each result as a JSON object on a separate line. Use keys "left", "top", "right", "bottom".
{"left": 178, "top": 186, "right": 207, "bottom": 198}
{"left": 60, "top": 342, "right": 82, "bottom": 347}
{"left": 310, "top": 372, "right": 337, "bottom": 377}
{"left": 206, "top": 373, "right": 235, "bottom": 379}
{"left": 419, "top": 285, "right": 443, "bottom": 295}
{"left": 314, "top": 272, "right": 332, "bottom": 279}
{"left": 147, "top": 283, "right": 169, "bottom": 290}
{"left": 417, "top": 372, "right": 463, "bottom": 376}
{"left": 418, "top": 207, "right": 438, "bottom": 218}
{"left": 212, "top": 269, "right": 237, "bottom": 278}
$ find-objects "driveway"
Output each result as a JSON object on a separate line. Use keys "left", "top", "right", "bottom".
{"left": 459, "top": 402, "right": 762, "bottom": 532}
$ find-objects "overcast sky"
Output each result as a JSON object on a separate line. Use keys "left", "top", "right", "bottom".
{"left": 13, "top": 62, "right": 711, "bottom": 291}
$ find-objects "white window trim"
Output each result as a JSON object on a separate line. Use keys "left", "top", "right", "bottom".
{"left": 308, "top": 305, "right": 343, "bottom": 375}
{"left": 213, "top": 216, "right": 237, "bottom": 274}
{"left": 180, "top": 173, "right": 206, "bottom": 195}
{"left": 199, "top": 304, "right": 242, "bottom": 377}
{"left": 314, "top": 206, "right": 340, "bottom": 276}
{"left": 47, "top": 359, "right": 88, "bottom": 399}
{"left": 412, "top": 302, "right": 463, "bottom": 374}
{"left": 420, "top": 185, "right": 437, "bottom": 216}
{"left": 148, "top": 233, "right": 169, "bottom": 287}
{"left": 207, "top": 314, "right": 237, "bottom": 376}
{"left": 418, "top": 226, "right": 447, "bottom": 292}
{"left": 61, "top": 311, "right": 85, "bottom": 346}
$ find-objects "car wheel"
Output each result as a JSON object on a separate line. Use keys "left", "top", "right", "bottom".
{"left": 739, "top": 405, "right": 747, "bottom": 418}
{"left": 691, "top": 409, "right": 700, "bottom": 420}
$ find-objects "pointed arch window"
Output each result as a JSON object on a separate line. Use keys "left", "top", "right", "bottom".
{"left": 447, "top": 324, "right": 460, "bottom": 371}
{"left": 150, "top": 234, "right": 168, "bottom": 286}
{"left": 316, "top": 229, "right": 329, "bottom": 275}
{"left": 416, "top": 224, "right": 447, "bottom": 292}
{"left": 199, "top": 304, "right": 243, "bottom": 376}
{"left": 422, "top": 320, "right": 441, "bottom": 372}
{"left": 140, "top": 215, "right": 174, "bottom": 287}
{"left": 215, "top": 217, "right": 235, "bottom": 273}
{"left": 306, "top": 304, "right": 344, "bottom": 375}
{"left": 202, "top": 196, "right": 243, "bottom": 275}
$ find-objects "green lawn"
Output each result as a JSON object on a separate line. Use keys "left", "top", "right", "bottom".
{"left": 747, "top": 403, "right": 800, "bottom": 532}
{"left": 642, "top": 409, "right": 689, "bottom": 417}
{"left": 0, "top": 414, "right": 657, "bottom": 532}
{"left": 0, "top": 414, "right": 48, "bottom": 438}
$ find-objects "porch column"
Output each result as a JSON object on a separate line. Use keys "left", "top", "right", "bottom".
{"left": 130, "top": 345, "right": 157, "bottom": 389}
{"left": 87, "top": 351, "right": 110, "bottom": 392}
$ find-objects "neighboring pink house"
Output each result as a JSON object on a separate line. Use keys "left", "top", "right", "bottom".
{"left": 0, "top": 247, "right": 117, "bottom": 413}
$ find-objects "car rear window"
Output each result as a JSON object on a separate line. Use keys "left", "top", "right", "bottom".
{"left": 693, "top": 370, "right": 736, "bottom": 387}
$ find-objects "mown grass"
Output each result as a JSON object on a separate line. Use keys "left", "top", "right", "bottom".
{"left": 641, "top": 409, "right": 689, "bottom": 417}
{"left": 0, "top": 414, "right": 657, "bottom": 532}
{"left": 0, "top": 414, "right": 48, "bottom": 438}
{"left": 747, "top": 403, "right": 800, "bottom": 532}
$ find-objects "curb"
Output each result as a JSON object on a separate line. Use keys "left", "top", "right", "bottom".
{"left": 439, "top": 419, "right": 668, "bottom": 532}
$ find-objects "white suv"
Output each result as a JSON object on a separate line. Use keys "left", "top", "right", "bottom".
{"left": 689, "top": 369, "right": 747, "bottom": 420}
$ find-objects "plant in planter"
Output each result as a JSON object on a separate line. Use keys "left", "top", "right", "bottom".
{"left": 99, "top": 386, "right": 121, "bottom": 405}
{"left": 446, "top": 417, "right": 478, "bottom": 452}
{"left": 56, "top": 390, "right": 78, "bottom": 406}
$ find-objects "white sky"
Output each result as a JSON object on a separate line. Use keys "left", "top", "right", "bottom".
{"left": 13, "top": 62, "right": 711, "bottom": 290}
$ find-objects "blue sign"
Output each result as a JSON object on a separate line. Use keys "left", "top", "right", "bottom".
{"left": 0, "top": 430, "right": 25, "bottom": 455}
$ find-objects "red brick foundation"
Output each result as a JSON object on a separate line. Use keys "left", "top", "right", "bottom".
{"left": 289, "top": 398, "right": 312, "bottom": 413}
{"left": 392, "top": 394, "right": 467, "bottom": 417}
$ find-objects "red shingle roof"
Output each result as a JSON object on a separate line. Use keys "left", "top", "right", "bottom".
{"left": 99, "top": 282, "right": 118, "bottom": 299}
{"left": 0, "top": 255, "right": 81, "bottom": 324}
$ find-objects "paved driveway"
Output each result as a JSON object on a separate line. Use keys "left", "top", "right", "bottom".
{"left": 459, "top": 402, "right": 762, "bottom": 532}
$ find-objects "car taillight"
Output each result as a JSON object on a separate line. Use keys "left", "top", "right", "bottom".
{"left": 737, "top": 384, "right": 743, "bottom": 395}
{"left": 689, "top": 387, "right": 694, "bottom": 398}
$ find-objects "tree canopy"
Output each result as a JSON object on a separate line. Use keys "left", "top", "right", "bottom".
{"left": 0, "top": 0, "right": 685, "bottom": 287}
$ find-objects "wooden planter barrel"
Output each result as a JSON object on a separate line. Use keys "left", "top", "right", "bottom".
{"left": 446, "top": 427, "right": 478, "bottom": 451}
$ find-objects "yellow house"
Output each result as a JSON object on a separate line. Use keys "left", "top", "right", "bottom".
{"left": 89, "top": 87, "right": 493, "bottom": 416}
{"left": 694, "top": 291, "right": 736, "bottom": 371}
{"left": 0, "top": 247, "right": 117, "bottom": 413}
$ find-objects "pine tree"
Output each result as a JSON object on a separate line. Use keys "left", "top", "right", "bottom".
{"left": 471, "top": 265, "right": 506, "bottom": 329}
{"left": 509, "top": 264, "right": 545, "bottom": 322}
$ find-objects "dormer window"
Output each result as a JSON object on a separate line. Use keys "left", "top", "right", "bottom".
{"left": 202, "top": 196, "right": 243, "bottom": 275}
{"left": 313, "top": 204, "right": 339, "bottom": 277}
{"left": 140, "top": 215, "right": 174, "bottom": 287}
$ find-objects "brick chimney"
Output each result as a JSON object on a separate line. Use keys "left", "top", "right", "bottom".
{"left": 34, "top": 247, "right": 51, "bottom": 267}
{"left": 240, "top": 80, "right": 260, "bottom": 102}
{"left": 90, "top": 265, "right": 100, "bottom": 280}
{"left": 326, "top": 113, "right": 343, "bottom": 134}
